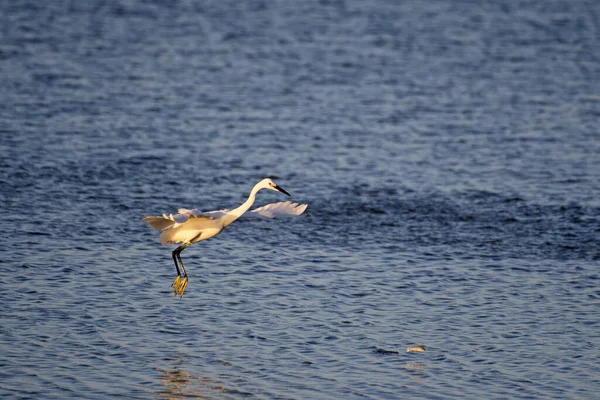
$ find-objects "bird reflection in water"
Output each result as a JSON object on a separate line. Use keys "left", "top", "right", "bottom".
{"left": 405, "top": 362, "right": 426, "bottom": 371}
{"left": 155, "top": 359, "right": 228, "bottom": 400}
{"left": 405, "top": 362, "right": 428, "bottom": 383}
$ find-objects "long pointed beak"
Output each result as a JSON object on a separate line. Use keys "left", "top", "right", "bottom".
{"left": 274, "top": 184, "right": 291, "bottom": 196}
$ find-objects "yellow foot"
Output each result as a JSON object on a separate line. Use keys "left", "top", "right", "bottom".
{"left": 177, "top": 277, "right": 189, "bottom": 298}
{"left": 172, "top": 275, "right": 182, "bottom": 295}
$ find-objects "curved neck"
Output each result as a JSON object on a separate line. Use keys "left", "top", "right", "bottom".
{"left": 222, "top": 185, "right": 261, "bottom": 227}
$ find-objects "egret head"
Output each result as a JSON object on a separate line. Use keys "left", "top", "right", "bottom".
{"left": 259, "top": 178, "right": 291, "bottom": 196}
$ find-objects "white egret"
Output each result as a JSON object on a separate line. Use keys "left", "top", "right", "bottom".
{"left": 143, "top": 178, "right": 307, "bottom": 297}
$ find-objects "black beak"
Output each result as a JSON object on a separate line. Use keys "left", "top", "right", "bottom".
{"left": 274, "top": 184, "right": 291, "bottom": 196}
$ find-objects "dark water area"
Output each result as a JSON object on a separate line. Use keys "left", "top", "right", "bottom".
{"left": 1, "top": 0, "right": 600, "bottom": 398}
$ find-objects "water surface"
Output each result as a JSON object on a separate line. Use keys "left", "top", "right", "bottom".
{"left": 1, "top": 1, "right": 599, "bottom": 398}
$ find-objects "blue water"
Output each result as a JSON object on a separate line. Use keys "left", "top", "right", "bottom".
{"left": 1, "top": 1, "right": 600, "bottom": 398}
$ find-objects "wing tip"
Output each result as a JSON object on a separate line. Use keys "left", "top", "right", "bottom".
{"left": 143, "top": 215, "right": 176, "bottom": 231}
{"left": 249, "top": 201, "right": 308, "bottom": 217}
{"left": 296, "top": 203, "right": 308, "bottom": 215}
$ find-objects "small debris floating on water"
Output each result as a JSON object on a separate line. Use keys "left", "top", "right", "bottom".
{"left": 375, "top": 348, "right": 399, "bottom": 355}
{"left": 406, "top": 345, "right": 426, "bottom": 353}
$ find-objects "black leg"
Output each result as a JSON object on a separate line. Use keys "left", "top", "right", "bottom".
{"left": 177, "top": 252, "right": 187, "bottom": 277}
{"left": 171, "top": 249, "right": 181, "bottom": 276}
{"left": 174, "top": 243, "right": 190, "bottom": 277}
{"left": 173, "top": 243, "right": 191, "bottom": 298}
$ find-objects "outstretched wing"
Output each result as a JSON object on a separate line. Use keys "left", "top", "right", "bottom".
{"left": 246, "top": 201, "right": 308, "bottom": 219}
{"left": 143, "top": 208, "right": 213, "bottom": 231}
{"left": 199, "top": 209, "right": 229, "bottom": 219}
{"left": 144, "top": 201, "right": 307, "bottom": 231}
{"left": 186, "top": 202, "right": 307, "bottom": 220}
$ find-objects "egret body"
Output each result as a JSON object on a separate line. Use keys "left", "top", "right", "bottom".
{"left": 143, "top": 178, "right": 306, "bottom": 297}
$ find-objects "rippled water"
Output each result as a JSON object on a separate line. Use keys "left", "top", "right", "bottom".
{"left": 1, "top": 0, "right": 600, "bottom": 398}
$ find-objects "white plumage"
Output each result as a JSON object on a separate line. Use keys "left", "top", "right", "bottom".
{"left": 143, "top": 178, "right": 307, "bottom": 297}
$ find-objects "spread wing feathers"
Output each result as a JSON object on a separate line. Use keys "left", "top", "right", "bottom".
{"left": 143, "top": 209, "right": 213, "bottom": 231}
{"left": 143, "top": 216, "right": 176, "bottom": 231}
{"left": 246, "top": 201, "right": 308, "bottom": 219}
{"left": 143, "top": 201, "right": 306, "bottom": 240}
{"left": 199, "top": 209, "right": 228, "bottom": 219}
{"left": 200, "top": 202, "right": 308, "bottom": 220}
